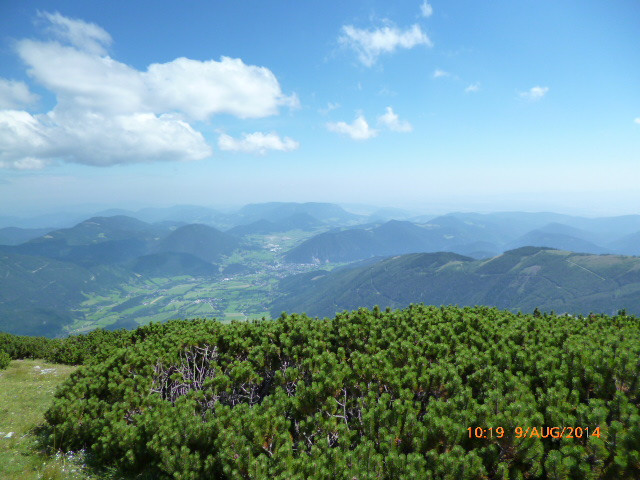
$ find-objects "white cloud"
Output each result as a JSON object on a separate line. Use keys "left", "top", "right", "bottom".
{"left": 318, "top": 102, "right": 340, "bottom": 115}
{"left": 218, "top": 132, "right": 299, "bottom": 155}
{"left": 0, "top": 12, "right": 298, "bottom": 169}
{"left": 433, "top": 69, "right": 450, "bottom": 78}
{"left": 339, "top": 24, "right": 432, "bottom": 67}
{"left": 0, "top": 79, "right": 39, "bottom": 109}
{"left": 17, "top": 39, "right": 147, "bottom": 115}
{"left": 377, "top": 106, "right": 412, "bottom": 132}
{"left": 465, "top": 83, "right": 480, "bottom": 93}
{"left": 0, "top": 110, "right": 50, "bottom": 168}
{"left": 519, "top": 86, "right": 549, "bottom": 101}
{"left": 634, "top": 118, "right": 640, "bottom": 125}
{"left": 327, "top": 115, "right": 378, "bottom": 140}
{"left": 420, "top": 2, "right": 434, "bottom": 18}
{"left": 17, "top": 39, "right": 297, "bottom": 120}
{"left": 0, "top": 109, "right": 211, "bottom": 169}
{"left": 146, "top": 57, "right": 299, "bottom": 120}
{"left": 40, "top": 11, "right": 112, "bottom": 55}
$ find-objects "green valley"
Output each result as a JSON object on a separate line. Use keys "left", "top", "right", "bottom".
{"left": 68, "top": 230, "right": 344, "bottom": 333}
{"left": 4, "top": 206, "right": 640, "bottom": 337}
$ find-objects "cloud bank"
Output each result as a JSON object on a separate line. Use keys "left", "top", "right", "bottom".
{"left": 0, "top": 12, "right": 298, "bottom": 169}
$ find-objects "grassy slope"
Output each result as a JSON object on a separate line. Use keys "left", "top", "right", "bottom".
{"left": 0, "top": 359, "right": 89, "bottom": 480}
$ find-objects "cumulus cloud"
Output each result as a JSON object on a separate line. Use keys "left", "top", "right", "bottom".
{"left": 16, "top": 38, "right": 297, "bottom": 120}
{"left": 519, "top": 86, "right": 549, "bottom": 101}
{"left": 327, "top": 115, "right": 378, "bottom": 140}
{"left": 146, "top": 57, "right": 299, "bottom": 120}
{"left": 17, "top": 39, "right": 147, "bottom": 115}
{"left": 0, "top": 12, "right": 297, "bottom": 169}
{"left": 420, "top": 2, "right": 434, "bottom": 18}
{"left": 218, "top": 132, "right": 299, "bottom": 154}
{"left": 377, "top": 107, "right": 412, "bottom": 132}
{"left": 0, "top": 110, "right": 50, "bottom": 169}
{"left": 0, "top": 109, "right": 211, "bottom": 169}
{"left": 0, "top": 79, "right": 39, "bottom": 109}
{"left": 465, "top": 83, "right": 480, "bottom": 93}
{"left": 339, "top": 24, "right": 432, "bottom": 67}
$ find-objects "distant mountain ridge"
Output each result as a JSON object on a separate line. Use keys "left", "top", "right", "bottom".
{"left": 26, "top": 215, "right": 153, "bottom": 246}
{"left": 272, "top": 247, "right": 640, "bottom": 318}
{"left": 505, "top": 230, "right": 609, "bottom": 255}
{"left": 227, "top": 212, "right": 323, "bottom": 236}
{"left": 609, "top": 231, "right": 640, "bottom": 256}
{"left": 3, "top": 216, "right": 170, "bottom": 266}
{"left": 283, "top": 218, "right": 505, "bottom": 263}
{"left": 284, "top": 212, "right": 640, "bottom": 262}
{"left": 235, "top": 202, "right": 364, "bottom": 225}
{"left": 7, "top": 204, "right": 639, "bottom": 247}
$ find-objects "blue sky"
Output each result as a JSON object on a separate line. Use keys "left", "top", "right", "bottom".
{"left": 0, "top": 0, "right": 638, "bottom": 216}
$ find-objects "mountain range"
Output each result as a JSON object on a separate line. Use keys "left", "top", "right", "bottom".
{"left": 2, "top": 202, "right": 640, "bottom": 337}
{"left": 284, "top": 213, "right": 640, "bottom": 263}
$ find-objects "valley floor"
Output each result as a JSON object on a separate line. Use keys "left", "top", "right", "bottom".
{"left": 69, "top": 232, "right": 348, "bottom": 334}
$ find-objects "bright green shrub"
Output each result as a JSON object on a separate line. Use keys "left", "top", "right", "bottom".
{"left": 0, "top": 349, "right": 10, "bottom": 369}
{"left": 0, "top": 332, "right": 53, "bottom": 359}
{"left": 41, "top": 307, "right": 640, "bottom": 479}
{"left": 0, "top": 327, "right": 133, "bottom": 365}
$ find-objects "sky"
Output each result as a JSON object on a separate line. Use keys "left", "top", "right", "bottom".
{"left": 0, "top": 0, "right": 638, "bottom": 217}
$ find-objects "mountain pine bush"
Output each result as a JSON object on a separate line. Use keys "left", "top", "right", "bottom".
{"left": 9, "top": 305, "right": 640, "bottom": 479}
{"left": 0, "top": 349, "right": 10, "bottom": 369}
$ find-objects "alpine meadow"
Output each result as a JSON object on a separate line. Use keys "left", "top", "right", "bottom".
{"left": 1, "top": 1, "right": 640, "bottom": 479}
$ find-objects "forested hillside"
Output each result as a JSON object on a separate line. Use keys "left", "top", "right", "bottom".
{"left": 0, "top": 252, "right": 130, "bottom": 336}
{"left": 273, "top": 248, "right": 640, "bottom": 319}
{"left": 2, "top": 306, "right": 639, "bottom": 479}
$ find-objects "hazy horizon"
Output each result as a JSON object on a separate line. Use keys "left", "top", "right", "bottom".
{"left": 2, "top": 197, "right": 639, "bottom": 223}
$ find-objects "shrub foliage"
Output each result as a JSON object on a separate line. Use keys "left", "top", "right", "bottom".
{"left": 4, "top": 305, "right": 640, "bottom": 479}
{"left": 0, "top": 349, "right": 10, "bottom": 369}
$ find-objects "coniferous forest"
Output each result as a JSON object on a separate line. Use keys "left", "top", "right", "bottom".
{"left": 2, "top": 305, "right": 639, "bottom": 479}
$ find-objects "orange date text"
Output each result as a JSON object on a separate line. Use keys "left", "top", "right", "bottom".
{"left": 467, "top": 426, "right": 601, "bottom": 439}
